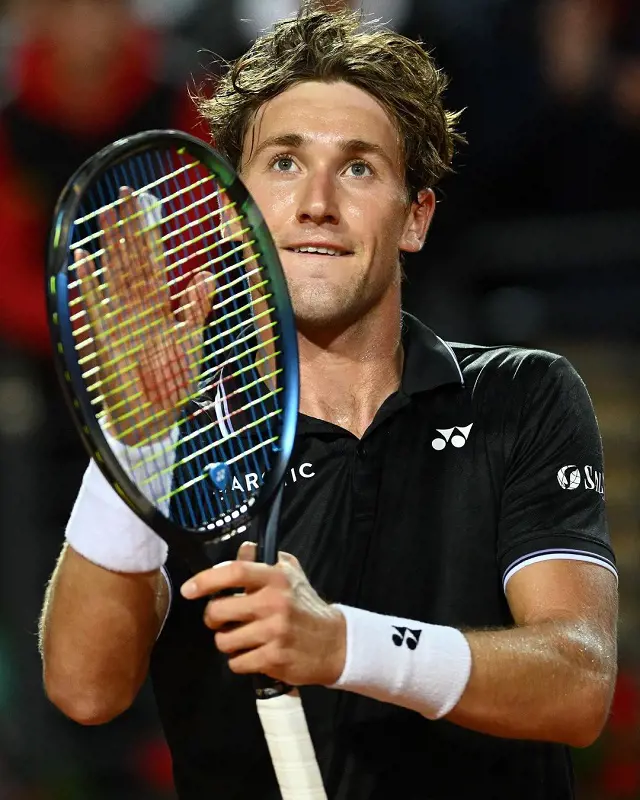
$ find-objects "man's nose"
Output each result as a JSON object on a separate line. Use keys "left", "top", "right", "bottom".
{"left": 295, "top": 170, "right": 340, "bottom": 226}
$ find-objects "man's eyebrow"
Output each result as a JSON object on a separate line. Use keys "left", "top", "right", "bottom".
{"left": 245, "top": 133, "right": 395, "bottom": 169}
{"left": 338, "top": 138, "right": 395, "bottom": 168}
{"left": 245, "top": 133, "right": 305, "bottom": 167}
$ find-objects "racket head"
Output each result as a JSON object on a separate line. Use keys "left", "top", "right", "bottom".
{"left": 47, "top": 130, "right": 299, "bottom": 555}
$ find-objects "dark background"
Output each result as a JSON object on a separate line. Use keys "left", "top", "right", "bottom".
{"left": 0, "top": 0, "right": 638, "bottom": 797}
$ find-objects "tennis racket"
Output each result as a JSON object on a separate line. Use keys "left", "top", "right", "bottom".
{"left": 46, "top": 129, "right": 326, "bottom": 799}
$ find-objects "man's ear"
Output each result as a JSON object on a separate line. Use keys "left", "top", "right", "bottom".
{"left": 398, "top": 189, "right": 436, "bottom": 253}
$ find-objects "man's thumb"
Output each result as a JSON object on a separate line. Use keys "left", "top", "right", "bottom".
{"left": 237, "top": 541, "right": 257, "bottom": 562}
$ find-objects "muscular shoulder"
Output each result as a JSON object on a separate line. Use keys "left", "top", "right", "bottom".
{"left": 450, "top": 342, "right": 565, "bottom": 383}
{"left": 448, "top": 342, "right": 585, "bottom": 413}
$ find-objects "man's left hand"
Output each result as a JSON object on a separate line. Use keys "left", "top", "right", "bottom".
{"left": 180, "top": 542, "right": 346, "bottom": 686}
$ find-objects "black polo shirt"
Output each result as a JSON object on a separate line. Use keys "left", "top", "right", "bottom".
{"left": 150, "top": 313, "right": 616, "bottom": 800}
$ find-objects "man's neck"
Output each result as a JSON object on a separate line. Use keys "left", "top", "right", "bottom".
{"left": 297, "top": 307, "right": 403, "bottom": 438}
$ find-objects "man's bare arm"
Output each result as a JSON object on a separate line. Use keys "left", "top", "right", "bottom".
{"left": 39, "top": 543, "right": 169, "bottom": 725}
{"left": 180, "top": 550, "right": 617, "bottom": 748}
{"left": 446, "top": 560, "right": 618, "bottom": 747}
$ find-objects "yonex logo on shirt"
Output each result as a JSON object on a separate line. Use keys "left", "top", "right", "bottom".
{"left": 431, "top": 424, "right": 473, "bottom": 451}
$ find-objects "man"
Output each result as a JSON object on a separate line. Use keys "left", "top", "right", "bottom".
{"left": 39, "top": 5, "right": 618, "bottom": 799}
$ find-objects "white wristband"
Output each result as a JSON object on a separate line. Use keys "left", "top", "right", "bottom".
{"left": 329, "top": 605, "right": 472, "bottom": 720}
{"left": 65, "top": 426, "right": 178, "bottom": 573}
{"left": 102, "top": 424, "right": 178, "bottom": 514}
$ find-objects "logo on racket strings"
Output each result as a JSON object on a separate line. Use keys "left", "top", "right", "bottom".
{"left": 208, "top": 463, "right": 230, "bottom": 490}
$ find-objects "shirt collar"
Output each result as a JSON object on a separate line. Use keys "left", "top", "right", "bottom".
{"left": 296, "top": 313, "right": 464, "bottom": 435}
{"left": 400, "top": 312, "right": 464, "bottom": 395}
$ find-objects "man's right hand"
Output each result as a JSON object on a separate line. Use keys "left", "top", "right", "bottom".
{"left": 75, "top": 187, "right": 213, "bottom": 446}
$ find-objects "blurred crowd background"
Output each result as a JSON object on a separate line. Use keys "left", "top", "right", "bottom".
{"left": 0, "top": 0, "right": 638, "bottom": 797}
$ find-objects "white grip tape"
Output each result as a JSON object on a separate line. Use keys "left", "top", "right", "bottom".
{"left": 256, "top": 692, "right": 327, "bottom": 799}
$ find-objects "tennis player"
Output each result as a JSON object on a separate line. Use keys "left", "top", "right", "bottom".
{"left": 40, "top": 5, "right": 618, "bottom": 799}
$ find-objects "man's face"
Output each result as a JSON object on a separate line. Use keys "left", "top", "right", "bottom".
{"left": 239, "top": 80, "right": 433, "bottom": 334}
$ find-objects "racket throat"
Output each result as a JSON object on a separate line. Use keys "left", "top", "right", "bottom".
{"left": 257, "top": 482, "right": 285, "bottom": 566}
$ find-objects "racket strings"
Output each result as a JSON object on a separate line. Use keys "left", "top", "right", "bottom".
{"left": 154, "top": 404, "right": 283, "bottom": 491}
{"left": 75, "top": 276, "right": 272, "bottom": 381}
{"left": 72, "top": 157, "right": 212, "bottom": 225}
{"left": 145, "top": 373, "right": 284, "bottom": 473}
{"left": 69, "top": 146, "right": 284, "bottom": 529}
{"left": 120, "top": 383, "right": 283, "bottom": 501}
{"left": 86, "top": 328, "right": 280, "bottom": 433}
{"left": 68, "top": 219, "right": 254, "bottom": 297}
{"left": 70, "top": 162, "right": 243, "bottom": 276}
{"left": 98, "top": 336, "right": 284, "bottom": 465}
{"left": 69, "top": 183, "right": 225, "bottom": 252}
{"left": 67, "top": 245, "right": 262, "bottom": 351}
{"left": 80, "top": 300, "right": 278, "bottom": 433}
{"left": 154, "top": 150, "right": 279, "bottom": 523}
{"left": 105, "top": 354, "right": 283, "bottom": 449}
{"left": 109, "top": 151, "right": 214, "bottom": 524}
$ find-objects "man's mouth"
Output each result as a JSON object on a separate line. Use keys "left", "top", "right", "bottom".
{"left": 286, "top": 246, "right": 353, "bottom": 257}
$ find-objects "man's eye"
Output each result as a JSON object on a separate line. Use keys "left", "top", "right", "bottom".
{"left": 272, "top": 157, "right": 296, "bottom": 172}
{"left": 346, "top": 162, "right": 372, "bottom": 177}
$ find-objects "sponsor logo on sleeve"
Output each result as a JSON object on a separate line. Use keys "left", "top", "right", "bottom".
{"left": 557, "top": 465, "right": 604, "bottom": 495}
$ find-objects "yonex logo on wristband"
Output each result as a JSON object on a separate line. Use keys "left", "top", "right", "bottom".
{"left": 392, "top": 626, "right": 422, "bottom": 650}
{"left": 431, "top": 424, "right": 473, "bottom": 451}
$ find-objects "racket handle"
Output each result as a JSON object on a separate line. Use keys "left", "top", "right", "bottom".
{"left": 256, "top": 690, "right": 327, "bottom": 799}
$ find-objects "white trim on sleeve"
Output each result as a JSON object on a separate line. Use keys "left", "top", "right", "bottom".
{"left": 503, "top": 552, "right": 618, "bottom": 592}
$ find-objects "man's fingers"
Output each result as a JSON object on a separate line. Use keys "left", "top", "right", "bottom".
{"left": 129, "top": 188, "right": 173, "bottom": 310}
{"left": 219, "top": 203, "right": 247, "bottom": 244}
{"left": 174, "top": 271, "right": 213, "bottom": 379}
{"left": 226, "top": 643, "right": 289, "bottom": 679}
{"left": 180, "top": 560, "right": 287, "bottom": 600}
{"left": 204, "top": 592, "right": 254, "bottom": 631}
{"left": 215, "top": 619, "right": 277, "bottom": 656}
{"left": 180, "top": 271, "right": 214, "bottom": 329}
{"left": 117, "top": 187, "right": 172, "bottom": 318}
{"left": 236, "top": 542, "right": 299, "bottom": 570}
{"left": 277, "top": 550, "right": 301, "bottom": 567}
{"left": 100, "top": 206, "right": 128, "bottom": 302}
{"left": 76, "top": 249, "right": 105, "bottom": 339}
{"left": 115, "top": 188, "right": 148, "bottom": 294}
{"left": 75, "top": 249, "right": 112, "bottom": 381}
{"left": 119, "top": 188, "right": 149, "bottom": 289}
{"left": 138, "top": 191, "right": 165, "bottom": 268}
{"left": 237, "top": 541, "right": 257, "bottom": 562}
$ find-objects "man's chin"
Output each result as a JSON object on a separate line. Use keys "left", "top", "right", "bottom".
{"left": 288, "top": 283, "right": 343, "bottom": 319}
{"left": 291, "top": 295, "right": 369, "bottom": 336}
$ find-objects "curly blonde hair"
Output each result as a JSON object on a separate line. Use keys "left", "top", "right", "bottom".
{"left": 196, "top": 3, "right": 464, "bottom": 199}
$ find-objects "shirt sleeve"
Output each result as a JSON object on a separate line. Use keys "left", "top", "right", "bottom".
{"left": 497, "top": 353, "right": 617, "bottom": 590}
